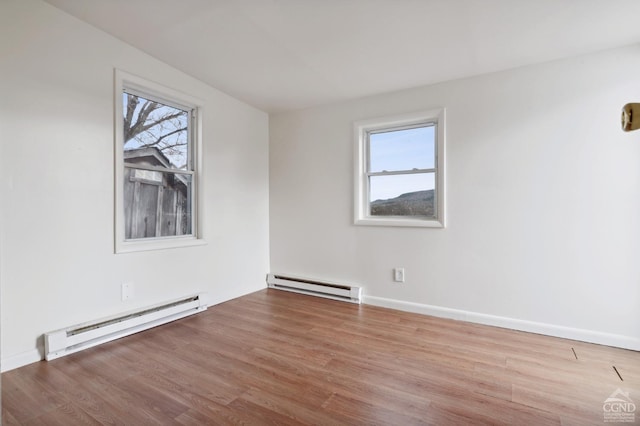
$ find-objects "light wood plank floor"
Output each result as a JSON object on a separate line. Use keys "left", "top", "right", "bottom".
{"left": 3, "top": 289, "right": 639, "bottom": 425}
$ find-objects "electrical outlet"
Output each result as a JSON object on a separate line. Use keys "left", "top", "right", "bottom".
{"left": 121, "top": 283, "right": 134, "bottom": 301}
{"left": 393, "top": 268, "right": 405, "bottom": 283}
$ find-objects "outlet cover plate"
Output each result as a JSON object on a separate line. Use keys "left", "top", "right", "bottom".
{"left": 394, "top": 268, "right": 405, "bottom": 283}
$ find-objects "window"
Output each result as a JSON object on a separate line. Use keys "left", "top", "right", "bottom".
{"left": 354, "top": 109, "right": 445, "bottom": 227}
{"left": 114, "top": 70, "right": 204, "bottom": 252}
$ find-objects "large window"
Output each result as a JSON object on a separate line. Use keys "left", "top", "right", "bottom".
{"left": 354, "top": 109, "right": 445, "bottom": 227}
{"left": 114, "top": 70, "right": 204, "bottom": 252}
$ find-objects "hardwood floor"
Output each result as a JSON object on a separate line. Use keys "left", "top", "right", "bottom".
{"left": 3, "top": 289, "right": 639, "bottom": 425}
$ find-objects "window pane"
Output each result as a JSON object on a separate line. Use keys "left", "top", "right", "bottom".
{"left": 124, "top": 168, "right": 192, "bottom": 239}
{"left": 369, "top": 173, "right": 435, "bottom": 217}
{"left": 123, "top": 92, "right": 189, "bottom": 170}
{"left": 369, "top": 125, "right": 435, "bottom": 172}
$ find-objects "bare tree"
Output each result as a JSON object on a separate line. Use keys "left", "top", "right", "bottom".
{"left": 123, "top": 94, "right": 188, "bottom": 169}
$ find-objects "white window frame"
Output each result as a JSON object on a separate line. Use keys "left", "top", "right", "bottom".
{"left": 354, "top": 108, "right": 446, "bottom": 228}
{"left": 114, "top": 69, "right": 205, "bottom": 253}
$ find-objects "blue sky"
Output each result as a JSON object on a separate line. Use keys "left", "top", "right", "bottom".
{"left": 369, "top": 125, "right": 435, "bottom": 201}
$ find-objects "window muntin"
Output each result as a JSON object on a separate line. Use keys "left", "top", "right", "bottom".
{"left": 354, "top": 109, "right": 445, "bottom": 228}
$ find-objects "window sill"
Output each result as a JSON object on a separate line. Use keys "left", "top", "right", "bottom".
{"left": 115, "top": 236, "right": 207, "bottom": 254}
{"left": 355, "top": 217, "right": 444, "bottom": 228}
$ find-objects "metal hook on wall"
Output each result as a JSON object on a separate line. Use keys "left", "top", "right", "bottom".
{"left": 622, "top": 103, "right": 640, "bottom": 131}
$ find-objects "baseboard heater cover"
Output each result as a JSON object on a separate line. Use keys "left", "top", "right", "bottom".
{"left": 267, "top": 273, "right": 362, "bottom": 304}
{"left": 44, "top": 293, "right": 208, "bottom": 361}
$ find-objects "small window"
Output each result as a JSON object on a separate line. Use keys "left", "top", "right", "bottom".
{"left": 114, "top": 70, "right": 204, "bottom": 253}
{"left": 354, "top": 109, "right": 445, "bottom": 227}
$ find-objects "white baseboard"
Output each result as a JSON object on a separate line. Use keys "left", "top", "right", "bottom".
{"left": 363, "top": 295, "right": 640, "bottom": 351}
{"left": 2, "top": 349, "right": 43, "bottom": 373}
{"left": 3, "top": 296, "right": 637, "bottom": 372}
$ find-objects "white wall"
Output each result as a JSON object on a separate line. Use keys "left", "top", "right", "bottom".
{"left": 0, "top": 0, "right": 270, "bottom": 370}
{"left": 270, "top": 45, "right": 640, "bottom": 349}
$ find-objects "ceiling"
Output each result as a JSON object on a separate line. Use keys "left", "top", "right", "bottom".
{"left": 44, "top": 0, "right": 640, "bottom": 113}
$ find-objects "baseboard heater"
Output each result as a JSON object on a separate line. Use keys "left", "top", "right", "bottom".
{"left": 267, "top": 273, "right": 362, "bottom": 304}
{"left": 44, "top": 293, "right": 208, "bottom": 361}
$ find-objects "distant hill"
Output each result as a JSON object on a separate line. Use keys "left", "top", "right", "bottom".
{"left": 371, "top": 189, "right": 435, "bottom": 217}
